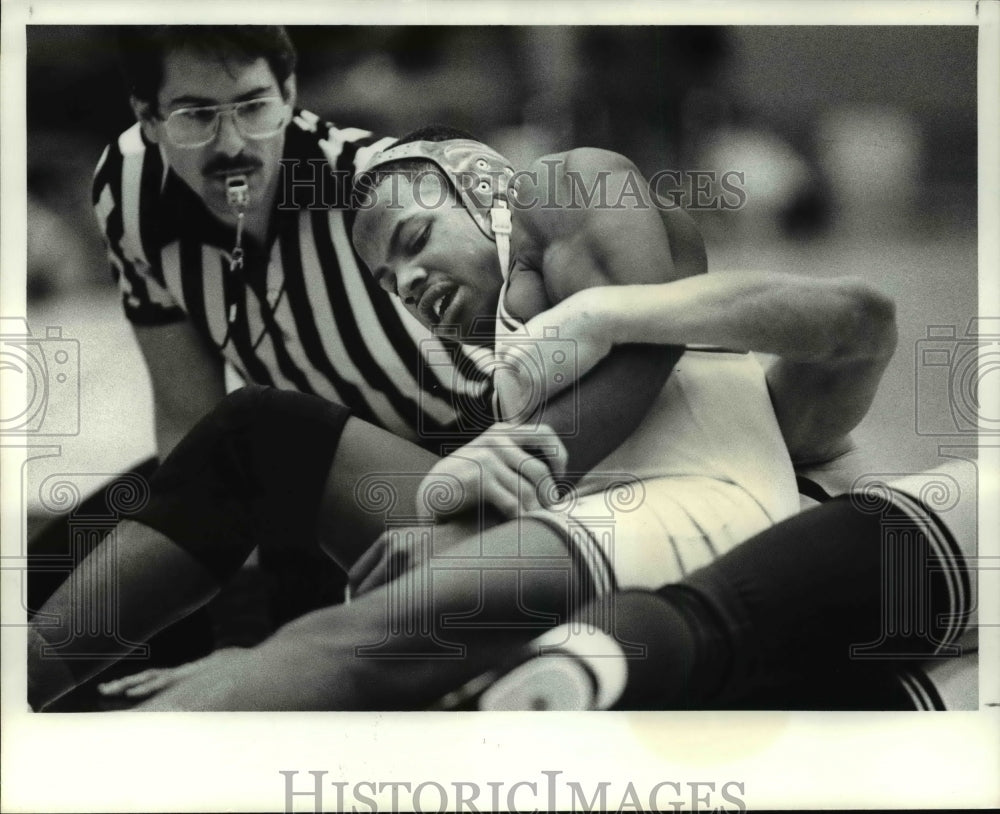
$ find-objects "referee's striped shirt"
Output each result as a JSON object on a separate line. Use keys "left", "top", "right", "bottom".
{"left": 93, "top": 109, "right": 492, "bottom": 445}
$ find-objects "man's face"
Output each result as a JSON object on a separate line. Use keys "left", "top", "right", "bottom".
{"left": 353, "top": 172, "right": 502, "bottom": 344}
{"left": 137, "top": 47, "right": 294, "bottom": 223}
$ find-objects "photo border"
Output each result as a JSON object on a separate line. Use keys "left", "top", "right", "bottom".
{"left": 2, "top": 1, "right": 997, "bottom": 811}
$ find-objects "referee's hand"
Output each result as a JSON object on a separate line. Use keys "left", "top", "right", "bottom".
{"left": 347, "top": 515, "right": 477, "bottom": 598}
{"left": 347, "top": 424, "right": 568, "bottom": 598}
{"left": 414, "top": 422, "right": 568, "bottom": 521}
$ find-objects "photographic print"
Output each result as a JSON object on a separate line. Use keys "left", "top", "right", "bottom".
{"left": 2, "top": 1, "right": 997, "bottom": 811}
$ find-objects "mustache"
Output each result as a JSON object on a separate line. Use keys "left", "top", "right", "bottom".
{"left": 202, "top": 155, "right": 263, "bottom": 176}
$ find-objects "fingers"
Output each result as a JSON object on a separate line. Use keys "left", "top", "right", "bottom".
{"left": 487, "top": 424, "right": 568, "bottom": 508}
{"left": 98, "top": 665, "right": 192, "bottom": 699}
{"left": 120, "top": 672, "right": 178, "bottom": 698}
{"left": 98, "top": 649, "right": 250, "bottom": 702}
{"left": 418, "top": 423, "right": 569, "bottom": 523}
{"left": 487, "top": 422, "right": 567, "bottom": 469}
{"left": 514, "top": 456, "right": 553, "bottom": 511}
{"left": 350, "top": 533, "right": 419, "bottom": 597}
{"left": 529, "top": 424, "right": 569, "bottom": 481}
{"left": 417, "top": 460, "right": 477, "bottom": 519}
{"left": 353, "top": 550, "right": 392, "bottom": 597}
{"left": 454, "top": 447, "right": 533, "bottom": 518}
{"left": 428, "top": 429, "right": 569, "bottom": 519}
{"left": 97, "top": 650, "right": 228, "bottom": 698}
{"left": 98, "top": 670, "right": 160, "bottom": 697}
{"left": 347, "top": 536, "right": 390, "bottom": 596}
{"left": 480, "top": 470, "right": 522, "bottom": 519}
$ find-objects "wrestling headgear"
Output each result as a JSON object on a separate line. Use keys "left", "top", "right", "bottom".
{"left": 355, "top": 139, "right": 515, "bottom": 243}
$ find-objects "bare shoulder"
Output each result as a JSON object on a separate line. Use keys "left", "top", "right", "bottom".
{"left": 512, "top": 148, "right": 648, "bottom": 238}
{"left": 510, "top": 147, "right": 684, "bottom": 301}
{"left": 514, "top": 148, "right": 640, "bottom": 199}
{"left": 551, "top": 147, "right": 639, "bottom": 175}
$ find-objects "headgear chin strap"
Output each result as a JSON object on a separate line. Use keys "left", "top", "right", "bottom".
{"left": 356, "top": 139, "right": 515, "bottom": 276}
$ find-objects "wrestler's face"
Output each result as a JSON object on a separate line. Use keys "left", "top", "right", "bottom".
{"left": 353, "top": 172, "right": 502, "bottom": 345}
{"left": 133, "top": 47, "right": 295, "bottom": 226}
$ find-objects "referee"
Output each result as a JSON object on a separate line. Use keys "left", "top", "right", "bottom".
{"left": 29, "top": 26, "right": 494, "bottom": 700}
{"left": 100, "top": 25, "right": 488, "bottom": 457}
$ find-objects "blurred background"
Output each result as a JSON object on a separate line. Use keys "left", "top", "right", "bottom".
{"left": 23, "top": 25, "right": 979, "bottom": 520}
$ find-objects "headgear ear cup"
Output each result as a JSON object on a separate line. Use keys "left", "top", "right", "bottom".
{"left": 354, "top": 139, "right": 514, "bottom": 240}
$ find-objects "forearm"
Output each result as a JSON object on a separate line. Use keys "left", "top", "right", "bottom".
{"left": 592, "top": 272, "right": 896, "bottom": 363}
{"left": 138, "top": 577, "right": 515, "bottom": 711}
{"left": 539, "top": 342, "right": 680, "bottom": 475}
{"left": 132, "top": 321, "right": 227, "bottom": 458}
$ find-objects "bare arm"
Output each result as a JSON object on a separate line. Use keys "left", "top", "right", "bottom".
{"left": 550, "top": 271, "right": 897, "bottom": 464}
{"left": 512, "top": 149, "right": 704, "bottom": 474}
{"left": 132, "top": 320, "right": 227, "bottom": 458}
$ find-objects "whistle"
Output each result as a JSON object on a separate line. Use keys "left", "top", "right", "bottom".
{"left": 226, "top": 174, "right": 250, "bottom": 210}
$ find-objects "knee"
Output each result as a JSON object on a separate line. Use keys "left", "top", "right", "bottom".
{"left": 207, "top": 385, "right": 270, "bottom": 429}
{"left": 219, "top": 387, "right": 352, "bottom": 466}
{"left": 149, "top": 387, "right": 267, "bottom": 491}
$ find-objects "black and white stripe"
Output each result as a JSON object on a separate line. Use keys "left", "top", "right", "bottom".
{"left": 886, "top": 486, "right": 971, "bottom": 654}
{"left": 93, "top": 111, "right": 491, "bottom": 443}
{"left": 896, "top": 666, "right": 948, "bottom": 710}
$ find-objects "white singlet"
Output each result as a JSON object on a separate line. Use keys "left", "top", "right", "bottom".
{"left": 489, "top": 265, "right": 801, "bottom": 593}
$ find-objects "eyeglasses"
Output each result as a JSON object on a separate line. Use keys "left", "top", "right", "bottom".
{"left": 161, "top": 96, "right": 288, "bottom": 148}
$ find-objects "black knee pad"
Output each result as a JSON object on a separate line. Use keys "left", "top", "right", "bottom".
{"left": 132, "top": 387, "right": 352, "bottom": 581}
{"left": 682, "top": 489, "right": 971, "bottom": 703}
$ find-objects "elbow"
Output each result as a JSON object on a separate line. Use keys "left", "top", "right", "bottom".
{"left": 834, "top": 279, "right": 898, "bottom": 362}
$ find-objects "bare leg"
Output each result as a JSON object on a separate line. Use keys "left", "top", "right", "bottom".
{"left": 137, "top": 517, "right": 590, "bottom": 710}
{"left": 29, "top": 524, "right": 217, "bottom": 710}
{"left": 29, "top": 388, "right": 439, "bottom": 710}
{"left": 315, "top": 417, "right": 438, "bottom": 571}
